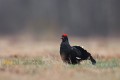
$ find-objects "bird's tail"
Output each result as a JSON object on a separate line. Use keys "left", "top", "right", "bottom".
{"left": 89, "top": 55, "right": 96, "bottom": 65}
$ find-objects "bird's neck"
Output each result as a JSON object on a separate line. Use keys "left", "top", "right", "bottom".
{"left": 60, "top": 39, "right": 72, "bottom": 53}
{"left": 61, "top": 40, "right": 71, "bottom": 47}
{"left": 65, "top": 40, "right": 70, "bottom": 45}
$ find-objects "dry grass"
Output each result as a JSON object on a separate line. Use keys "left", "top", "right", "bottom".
{"left": 0, "top": 36, "right": 120, "bottom": 80}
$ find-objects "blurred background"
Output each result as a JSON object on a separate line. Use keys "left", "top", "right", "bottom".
{"left": 0, "top": 1, "right": 120, "bottom": 79}
{"left": 0, "top": 0, "right": 120, "bottom": 38}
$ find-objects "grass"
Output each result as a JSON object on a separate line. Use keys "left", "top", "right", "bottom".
{"left": 0, "top": 37, "right": 120, "bottom": 80}
{"left": 1, "top": 57, "right": 119, "bottom": 68}
{"left": 0, "top": 57, "right": 120, "bottom": 80}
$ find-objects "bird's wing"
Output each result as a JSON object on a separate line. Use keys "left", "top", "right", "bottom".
{"left": 73, "top": 46, "right": 91, "bottom": 60}
{"left": 71, "top": 46, "right": 82, "bottom": 58}
{"left": 73, "top": 46, "right": 88, "bottom": 53}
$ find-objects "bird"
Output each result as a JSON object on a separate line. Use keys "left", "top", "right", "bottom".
{"left": 60, "top": 34, "right": 96, "bottom": 65}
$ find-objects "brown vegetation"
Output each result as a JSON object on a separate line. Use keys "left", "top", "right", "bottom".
{"left": 0, "top": 37, "right": 120, "bottom": 80}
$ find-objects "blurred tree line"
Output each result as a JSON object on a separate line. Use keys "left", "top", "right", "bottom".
{"left": 0, "top": 0, "right": 119, "bottom": 37}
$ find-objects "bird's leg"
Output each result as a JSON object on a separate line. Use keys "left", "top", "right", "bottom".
{"left": 68, "top": 57, "right": 72, "bottom": 64}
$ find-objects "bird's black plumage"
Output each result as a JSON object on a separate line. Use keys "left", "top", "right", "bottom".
{"left": 60, "top": 34, "right": 96, "bottom": 65}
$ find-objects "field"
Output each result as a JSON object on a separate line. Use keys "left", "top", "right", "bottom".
{"left": 0, "top": 36, "right": 120, "bottom": 80}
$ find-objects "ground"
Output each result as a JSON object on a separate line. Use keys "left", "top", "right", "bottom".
{"left": 0, "top": 36, "right": 120, "bottom": 80}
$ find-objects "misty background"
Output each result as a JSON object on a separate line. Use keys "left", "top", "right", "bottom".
{"left": 0, "top": 0, "right": 120, "bottom": 37}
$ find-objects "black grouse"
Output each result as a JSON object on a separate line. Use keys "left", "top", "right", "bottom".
{"left": 60, "top": 34, "right": 96, "bottom": 65}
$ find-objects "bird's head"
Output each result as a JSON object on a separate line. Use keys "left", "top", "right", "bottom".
{"left": 61, "top": 34, "right": 68, "bottom": 42}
